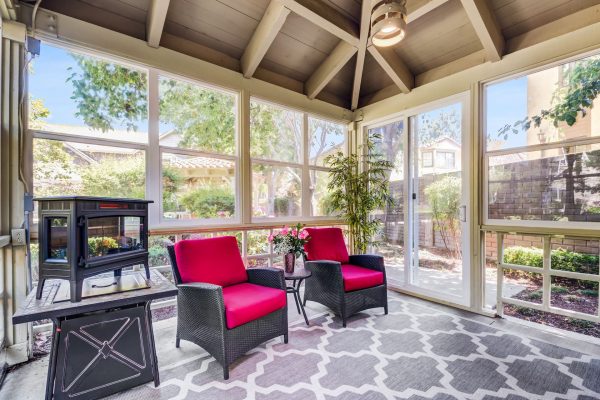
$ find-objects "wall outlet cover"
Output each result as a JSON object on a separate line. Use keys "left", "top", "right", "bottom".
{"left": 11, "top": 229, "right": 27, "bottom": 246}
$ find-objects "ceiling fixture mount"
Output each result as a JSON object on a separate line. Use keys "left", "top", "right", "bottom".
{"left": 370, "top": 0, "right": 407, "bottom": 47}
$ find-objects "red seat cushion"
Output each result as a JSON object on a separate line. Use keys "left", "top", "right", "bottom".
{"left": 222, "top": 283, "right": 286, "bottom": 329}
{"left": 341, "top": 264, "right": 384, "bottom": 292}
{"left": 304, "top": 228, "right": 349, "bottom": 264}
{"left": 174, "top": 236, "right": 248, "bottom": 287}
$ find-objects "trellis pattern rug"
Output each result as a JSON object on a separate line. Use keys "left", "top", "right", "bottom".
{"left": 110, "top": 297, "right": 600, "bottom": 400}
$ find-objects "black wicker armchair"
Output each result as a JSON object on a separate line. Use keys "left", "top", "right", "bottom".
{"left": 167, "top": 236, "right": 288, "bottom": 380}
{"left": 302, "top": 228, "right": 387, "bottom": 327}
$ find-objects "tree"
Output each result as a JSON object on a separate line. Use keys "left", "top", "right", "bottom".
{"left": 423, "top": 175, "right": 462, "bottom": 260}
{"left": 68, "top": 54, "right": 147, "bottom": 132}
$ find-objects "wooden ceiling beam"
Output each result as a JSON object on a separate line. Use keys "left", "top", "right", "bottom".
{"left": 146, "top": 0, "right": 171, "bottom": 48}
{"left": 460, "top": 0, "right": 504, "bottom": 62}
{"left": 406, "top": 0, "right": 450, "bottom": 23}
{"left": 306, "top": 41, "right": 357, "bottom": 99}
{"left": 241, "top": 0, "right": 290, "bottom": 78}
{"left": 281, "top": 0, "right": 360, "bottom": 46}
{"left": 367, "top": 45, "right": 414, "bottom": 93}
{"left": 350, "top": 0, "right": 373, "bottom": 110}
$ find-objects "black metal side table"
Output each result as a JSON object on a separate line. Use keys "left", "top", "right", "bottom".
{"left": 284, "top": 268, "right": 312, "bottom": 325}
{"left": 12, "top": 269, "right": 177, "bottom": 400}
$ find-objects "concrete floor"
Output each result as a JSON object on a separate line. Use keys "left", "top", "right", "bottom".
{"left": 3, "top": 290, "right": 600, "bottom": 400}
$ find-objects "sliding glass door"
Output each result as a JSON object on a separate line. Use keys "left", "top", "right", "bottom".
{"left": 368, "top": 93, "right": 470, "bottom": 306}
{"left": 409, "top": 100, "right": 469, "bottom": 304}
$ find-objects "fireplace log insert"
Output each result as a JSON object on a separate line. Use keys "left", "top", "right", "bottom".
{"left": 34, "top": 196, "right": 154, "bottom": 302}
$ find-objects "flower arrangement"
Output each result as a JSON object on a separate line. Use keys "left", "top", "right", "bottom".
{"left": 268, "top": 223, "right": 310, "bottom": 258}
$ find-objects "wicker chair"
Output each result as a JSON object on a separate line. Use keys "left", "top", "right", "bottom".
{"left": 167, "top": 236, "right": 288, "bottom": 380}
{"left": 302, "top": 227, "right": 387, "bottom": 327}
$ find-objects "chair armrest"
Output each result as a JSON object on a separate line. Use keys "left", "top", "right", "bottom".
{"left": 176, "top": 282, "right": 226, "bottom": 331}
{"left": 348, "top": 254, "right": 385, "bottom": 273}
{"left": 304, "top": 260, "right": 344, "bottom": 291}
{"left": 247, "top": 267, "right": 285, "bottom": 290}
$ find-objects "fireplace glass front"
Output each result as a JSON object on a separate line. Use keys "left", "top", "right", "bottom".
{"left": 47, "top": 217, "right": 68, "bottom": 261}
{"left": 87, "top": 216, "right": 144, "bottom": 259}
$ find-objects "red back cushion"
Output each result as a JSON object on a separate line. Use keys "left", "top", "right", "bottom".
{"left": 174, "top": 236, "right": 248, "bottom": 287}
{"left": 303, "top": 227, "right": 349, "bottom": 263}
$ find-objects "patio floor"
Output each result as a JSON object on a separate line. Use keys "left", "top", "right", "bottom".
{"left": 5, "top": 290, "right": 600, "bottom": 400}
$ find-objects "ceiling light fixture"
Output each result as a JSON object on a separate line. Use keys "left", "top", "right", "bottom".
{"left": 370, "top": 0, "right": 407, "bottom": 47}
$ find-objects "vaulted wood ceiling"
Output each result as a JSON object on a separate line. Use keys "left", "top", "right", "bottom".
{"left": 24, "top": 0, "right": 600, "bottom": 110}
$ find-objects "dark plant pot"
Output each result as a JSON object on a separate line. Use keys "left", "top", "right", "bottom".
{"left": 284, "top": 253, "right": 295, "bottom": 274}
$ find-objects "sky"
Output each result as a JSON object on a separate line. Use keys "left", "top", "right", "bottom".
{"left": 484, "top": 77, "right": 528, "bottom": 149}
{"left": 30, "top": 42, "right": 528, "bottom": 152}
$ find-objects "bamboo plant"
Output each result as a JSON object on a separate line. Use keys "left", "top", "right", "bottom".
{"left": 324, "top": 135, "right": 393, "bottom": 254}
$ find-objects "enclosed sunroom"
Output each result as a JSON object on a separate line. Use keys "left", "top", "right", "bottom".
{"left": 1, "top": 0, "right": 600, "bottom": 399}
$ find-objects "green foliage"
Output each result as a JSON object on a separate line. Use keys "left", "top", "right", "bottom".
{"left": 161, "top": 167, "right": 184, "bottom": 212}
{"left": 526, "top": 290, "right": 543, "bottom": 300}
{"left": 498, "top": 58, "right": 600, "bottom": 138}
{"left": 148, "top": 236, "right": 173, "bottom": 268}
{"left": 325, "top": 135, "right": 393, "bottom": 254}
{"left": 503, "top": 246, "right": 599, "bottom": 289}
{"left": 68, "top": 54, "right": 147, "bottom": 132}
{"left": 159, "top": 78, "right": 236, "bottom": 154}
{"left": 568, "top": 318, "right": 595, "bottom": 329}
{"left": 87, "top": 237, "right": 118, "bottom": 257}
{"left": 80, "top": 156, "right": 146, "bottom": 199}
{"left": 579, "top": 289, "right": 599, "bottom": 297}
{"left": 423, "top": 175, "right": 462, "bottom": 258}
{"left": 180, "top": 187, "right": 235, "bottom": 219}
{"left": 551, "top": 284, "right": 569, "bottom": 294}
{"left": 503, "top": 246, "right": 543, "bottom": 268}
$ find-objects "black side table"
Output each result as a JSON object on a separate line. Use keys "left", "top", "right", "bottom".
{"left": 12, "top": 270, "right": 177, "bottom": 400}
{"left": 284, "top": 268, "right": 312, "bottom": 325}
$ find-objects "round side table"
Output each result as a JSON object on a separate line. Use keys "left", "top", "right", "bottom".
{"left": 284, "top": 268, "right": 312, "bottom": 325}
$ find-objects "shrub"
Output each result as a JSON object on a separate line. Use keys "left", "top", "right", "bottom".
{"left": 148, "top": 236, "right": 173, "bottom": 267}
{"left": 526, "top": 290, "right": 542, "bottom": 300}
{"left": 551, "top": 284, "right": 569, "bottom": 294}
{"left": 579, "top": 289, "right": 599, "bottom": 297}
{"left": 180, "top": 187, "right": 235, "bottom": 218}
{"left": 503, "top": 246, "right": 599, "bottom": 290}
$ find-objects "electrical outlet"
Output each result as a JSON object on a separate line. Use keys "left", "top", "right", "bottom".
{"left": 11, "top": 229, "right": 26, "bottom": 246}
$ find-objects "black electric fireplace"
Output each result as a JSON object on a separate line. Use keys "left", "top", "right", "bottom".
{"left": 35, "top": 196, "right": 153, "bottom": 302}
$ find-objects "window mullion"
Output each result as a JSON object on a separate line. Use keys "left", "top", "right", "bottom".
{"left": 147, "top": 69, "right": 161, "bottom": 228}
{"left": 302, "top": 113, "right": 310, "bottom": 217}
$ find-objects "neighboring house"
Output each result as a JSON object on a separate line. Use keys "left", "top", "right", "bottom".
{"left": 418, "top": 136, "right": 461, "bottom": 175}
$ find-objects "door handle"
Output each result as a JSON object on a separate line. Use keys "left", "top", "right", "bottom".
{"left": 459, "top": 205, "right": 466, "bottom": 222}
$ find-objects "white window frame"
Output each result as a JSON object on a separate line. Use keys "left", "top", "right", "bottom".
{"left": 249, "top": 97, "right": 348, "bottom": 222}
{"left": 422, "top": 151, "right": 433, "bottom": 168}
{"left": 156, "top": 72, "right": 241, "bottom": 227}
{"left": 482, "top": 50, "right": 600, "bottom": 230}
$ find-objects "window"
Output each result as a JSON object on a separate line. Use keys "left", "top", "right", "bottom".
{"left": 484, "top": 53, "right": 600, "bottom": 227}
{"left": 250, "top": 99, "right": 346, "bottom": 219}
{"left": 29, "top": 43, "right": 148, "bottom": 142}
{"left": 29, "top": 43, "right": 149, "bottom": 230}
{"left": 422, "top": 151, "right": 433, "bottom": 167}
{"left": 159, "top": 76, "right": 238, "bottom": 222}
{"left": 436, "top": 151, "right": 455, "bottom": 169}
{"left": 30, "top": 41, "right": 349, "bottom": 231}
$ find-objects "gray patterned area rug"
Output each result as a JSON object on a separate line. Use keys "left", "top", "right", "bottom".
{"left": 111, "top": 297, "right": 600, "bottom": 400}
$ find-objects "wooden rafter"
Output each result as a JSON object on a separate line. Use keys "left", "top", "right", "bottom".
{"left": 305, "top": 41, "right": 357, "bottom": 99}
{"left": 146, "top": 0, "right": 171, "bottom": 48}
{"left": 351, "top": 0, "right": 373, "bottom": 110}
{"left": 281, "top": 0, "right": 360, "bottom": 46}
{"left": 241, "top": 0, "right": 290, "bottom": 78}
{"left": 406, "top": 0, "right": 450, "bottom": 23}
{"left": 368, "top": 45, "right": 413, "bottom": 94}
{"left": 460, "top": 0, "right": 504, "bottom": 62}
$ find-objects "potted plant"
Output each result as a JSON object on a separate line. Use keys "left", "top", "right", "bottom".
{"left": 324, "top": 134, "right": 393, "bottom": 254}
{"left": 268, "top": 223, "right": 310, "bottom": 273}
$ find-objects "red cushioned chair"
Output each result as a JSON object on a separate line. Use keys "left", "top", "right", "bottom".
{"left": 167, "top": 236, "right": 288, "bottom": 379}
{"left": 303, "top": 228, "right": 387, "bottom": 327}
